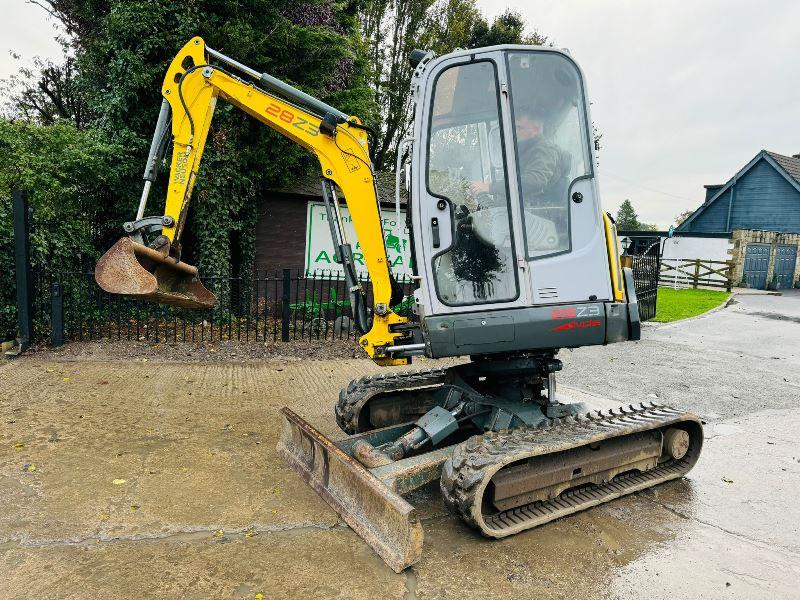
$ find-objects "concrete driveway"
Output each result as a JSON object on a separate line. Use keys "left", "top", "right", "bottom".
{"left": 1, "top": 290, "right": 799, "bottom": 599}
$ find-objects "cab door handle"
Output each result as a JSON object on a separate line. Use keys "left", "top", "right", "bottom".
{"left": 431, "top": 217, "right": 440, "bottom": 248}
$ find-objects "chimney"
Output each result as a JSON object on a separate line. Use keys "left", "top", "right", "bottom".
{"left": 704, "top": 184, "right": 723, "bottom": 202}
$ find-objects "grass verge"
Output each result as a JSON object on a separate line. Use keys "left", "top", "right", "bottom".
{"left": 652, "top": 288, "right": 731, "bottom": 323}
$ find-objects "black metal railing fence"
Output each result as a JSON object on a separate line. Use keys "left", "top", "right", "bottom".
{"left": 32, "top": 257, "right": 660, "bottom": 347}
{"left": 31, "top": 267, "right": 417, "bottom": 346}
{"left": 10, "top": 188, "right": 662, "bottom": 350}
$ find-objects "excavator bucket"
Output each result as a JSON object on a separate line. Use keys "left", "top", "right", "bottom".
{"left": 277, "top": 408, "right": 425, "bottom": 573}
{"left": 95, "top": 237, "right": 216, "bottom": 309}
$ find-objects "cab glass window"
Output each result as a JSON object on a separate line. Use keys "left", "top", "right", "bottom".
{"left": 507, "top": 52, "right": 590, "bottom": 258}
{"left": 426, "top": 61, "right": 518, "bottom": 305}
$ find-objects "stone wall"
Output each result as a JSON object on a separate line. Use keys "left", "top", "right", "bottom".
{"left": 729, "top": 229, "right": 800, "bottom": 288}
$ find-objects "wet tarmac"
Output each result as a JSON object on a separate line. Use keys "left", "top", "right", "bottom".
{"left": 1, "top": 292, "right": 798, "bottom": 598}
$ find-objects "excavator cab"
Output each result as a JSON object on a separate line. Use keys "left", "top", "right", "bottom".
{"left": 406, "top": 47, "right": 634, "bottom": 357}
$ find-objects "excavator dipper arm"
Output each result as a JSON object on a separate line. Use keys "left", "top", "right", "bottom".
{"left": 97, "top": 37, "right": 408, "bottom": 365}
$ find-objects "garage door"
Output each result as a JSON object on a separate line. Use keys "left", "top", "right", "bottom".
{"left": 773, "top": 245, "right": 798, "bottom": 289}
{"left": 743, "top": 243, "right": 770, "bottom": 289}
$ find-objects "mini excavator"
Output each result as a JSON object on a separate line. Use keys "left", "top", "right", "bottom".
{"left": 96, "top": 37, "right": 703, "bottom": 572}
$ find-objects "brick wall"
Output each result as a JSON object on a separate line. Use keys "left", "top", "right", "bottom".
{"left": 253, "top": 193, "right": 308, "bottom": 272}
{"left": 253, "top": 192, "right": 406, "bottom": 275}
{"left": 729, "top": 229, "right": 800, "bottom": 287}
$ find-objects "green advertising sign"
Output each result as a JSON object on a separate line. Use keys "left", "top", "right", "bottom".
{"left": 305, "top": 202, "right": 412, "bottom": 277}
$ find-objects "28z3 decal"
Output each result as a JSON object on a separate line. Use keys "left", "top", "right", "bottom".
{"left": 551, "top": 305, "right": 602, "bottom": 332}
{"left": 265, "top": 103, "right": 319, "bottom": 136}
{"left": 551, "top": 305, "right": 601, "bottom": 319}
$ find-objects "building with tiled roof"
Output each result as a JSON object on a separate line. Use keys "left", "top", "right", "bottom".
{"left": 675, "top": 150, "right": 800, "bottom": 289}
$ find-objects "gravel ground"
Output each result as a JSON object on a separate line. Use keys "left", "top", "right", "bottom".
{"left": 1, "top": 292, "right": 799, "bottom": 598}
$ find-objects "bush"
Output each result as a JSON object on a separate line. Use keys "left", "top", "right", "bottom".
{"left": 0, "top": 120, "right": 130, "bottom": 338}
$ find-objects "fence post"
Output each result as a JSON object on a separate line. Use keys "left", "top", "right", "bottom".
{"left": 693, "top": 259, "right": 700, "bottom": 289}
{"left": 51, "top": 281, "right": 64, "bottom": 347}
{"left": 726, "top": 261, "right": 734, "bottom": 293}
{"left": 12, "top": 188, "right": 34, "bottom": 351}
{"left": 281, "top": 269, "right": 291, "bottom": 342}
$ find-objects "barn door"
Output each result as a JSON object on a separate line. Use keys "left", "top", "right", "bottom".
{"left": 743, "top": 243, "right": 770, "bottom": 289}
{"left": 773, "top": 245, "right": 798, "bottom": 289}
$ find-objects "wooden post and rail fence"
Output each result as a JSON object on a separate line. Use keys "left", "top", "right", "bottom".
{"left": 659, "top": 258, "right": 735, "bottom": 292}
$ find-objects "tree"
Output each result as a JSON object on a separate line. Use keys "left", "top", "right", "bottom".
{"left": 466, "top": 8, "right": 546, "bottom": 47}
{"left": 615, "top": 199, "right": 658, "bottom": 231}
{"left": 615, "top": 199, "right": 639, "bottom": 230}
{"left": 418, "top": 0, "right": 483, "bottom": 54}
{"left": 361, "top": 0, "right": 435, "bottom": 171}
{"left": 1, "top": 56, "right": 88, "bottom": 128}
{"left": 0, "top": 119, "right": 129, "bottom": 337}
{"left": 675, "top": 209, "right": 693, "bottom": 226}
{"left": 362, "top": 2, "right": 547, "bottom": 169}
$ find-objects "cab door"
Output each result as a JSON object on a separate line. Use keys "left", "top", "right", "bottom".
{"left": 504, "top": 50, "right": 612, "bottom": 304}
{"left": 412, "top": 52, "right": 530, "bottom": 316}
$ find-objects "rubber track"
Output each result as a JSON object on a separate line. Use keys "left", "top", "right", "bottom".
{"left": 335, "top": 367, "right": 448, "bottom": 434}
{"left": 440, "top": 402, "right": 702, "bottom": 537}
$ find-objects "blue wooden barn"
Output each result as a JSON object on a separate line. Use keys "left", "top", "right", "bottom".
{"left": 678, "top": 150, "right": 800, "bottom": 289}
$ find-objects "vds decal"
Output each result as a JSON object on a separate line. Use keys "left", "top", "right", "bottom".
{"left": 551, "top": 319, "right": 601, "bottom": 332}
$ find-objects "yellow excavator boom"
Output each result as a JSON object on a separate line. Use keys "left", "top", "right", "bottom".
{"left": 96, "top": 37, "right": 408, "bottom": 365}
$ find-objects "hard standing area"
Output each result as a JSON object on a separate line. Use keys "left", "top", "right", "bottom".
{"left": 1, "top": 292, "right": 799, "bottom": 599}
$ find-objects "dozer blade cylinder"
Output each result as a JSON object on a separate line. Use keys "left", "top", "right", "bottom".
{"left": 277, "top": 408, "right": 423, "bottom": 573}
{"left": 95, "top": 237, "right": 216, "bottom": 309}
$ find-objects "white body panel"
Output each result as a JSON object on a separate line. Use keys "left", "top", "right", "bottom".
{"left": 408, "top": 45, "right": 613, "bottom": 317}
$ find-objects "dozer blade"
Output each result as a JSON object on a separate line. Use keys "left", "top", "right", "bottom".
{"left": 277, "top": 408, "right": 424, "bottom": 573}
{"left": 95, "top": 237, "right": 216, "bottom": 309}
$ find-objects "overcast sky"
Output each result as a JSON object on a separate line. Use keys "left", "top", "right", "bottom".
{"left": 0, "top": 1, "right": 62, "bottom": 77}
{"left": 2, "top": 1, "right": 799, "bottom": 228}
{"left": 477, "top": 0, "right": 800, "bottom": 227}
